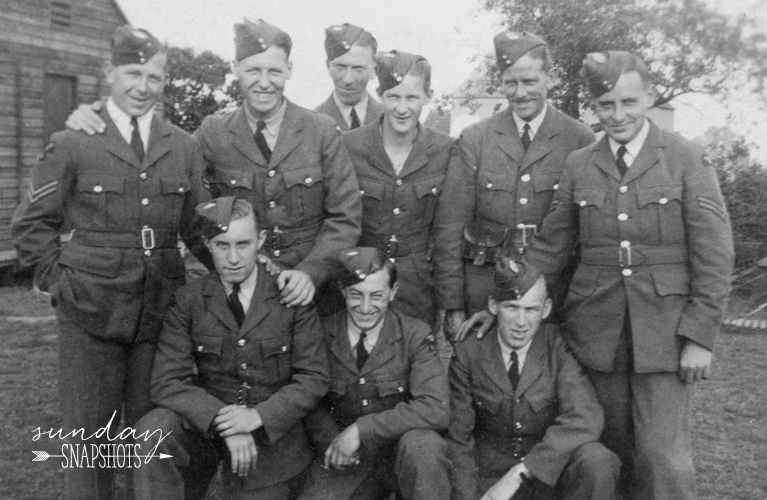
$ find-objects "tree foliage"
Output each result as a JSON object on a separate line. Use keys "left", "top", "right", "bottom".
{"left": 479, "top": 0, "right": 767, "bottom": 118}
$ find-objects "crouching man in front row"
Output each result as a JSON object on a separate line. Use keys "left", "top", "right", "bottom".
{"left": 448, "top": 258, "right": 620, "bottom": 500}
{"left": 133, "top": 197, "right": 329, "bottom": 500}
{"left": 299, "top": 247, "right": 450, "bottom": 500}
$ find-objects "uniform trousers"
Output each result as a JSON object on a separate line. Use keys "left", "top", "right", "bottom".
{"left": 58, "top": 313, "right": 155, "bottom": 500}
{"left": 297, "top": 429, "right": 449, "bottom": 500}
{"left": 476, "top": 442, "right": 620, "bottom": 500}
{"left": 133, "top": 408, "right": 303, "bottom": 500}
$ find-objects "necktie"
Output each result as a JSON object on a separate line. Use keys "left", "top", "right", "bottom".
{"left": 130, "top": 116, "right": 144, "bottom": 163}
{"left": 616, "top": 145, "right": 628, "bottom": 177}
{"left": 508, "top": 351, "right": 520, "bottom": 390}
{"left": 350, "top": 108, "right": 361, "bottom": 129}
{"left": 228, "top": 283, "right": 245, "bottom": 327}
{"left": 254, "top": 120, "right": 272, "bottom": 163}
{"left": 521, "top": 123, "right": 531, "bottom": 152}
{"left": 356, "top": 331, "right": 369, "bottom": 371}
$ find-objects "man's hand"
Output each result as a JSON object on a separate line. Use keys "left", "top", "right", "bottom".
{"left": 678, "top": 339, "right": 713, "bottom": 383}
{"left": 223, "top": 433, "right": 258, "bottom": 477}
{"left": 257, "top": 254, "right": 282, "bottom": 276}
{"left": 213, "top": 405, "right": 263, "bottom": 437}
{"left": 324, "top": 423, "right": 361, "bottom": 470}
{"left": 277, "top": 270, "right": 315, "bottom": 307}
{"left": 65, "top": 101, "right": 106, "bottom": 135}
{"left": 456, "top": 310, "right": 496, "bottom": 342}
{"left": 444, "top": 309, "right": 467, "bottom": 342}
{"left": 480, "top": 462, "right": 531, "bottom": 500}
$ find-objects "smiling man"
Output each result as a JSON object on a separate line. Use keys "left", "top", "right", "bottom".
{"left": 300, "top": 247, "right": 450, "bottom": 500}
{"left": 11, "top": 25, "right": 207, "bottom": 500}
{"left": 448, "top": 258, "right": 619, "bottom": 500}
{"left": 521, "top": 51, "right": 734, "bottom": 500}
{"left": 314, "top": 23, "right": 383, "bottom": 131}
{"left": 433, "top": 31, "right": 595, "bottom": 341}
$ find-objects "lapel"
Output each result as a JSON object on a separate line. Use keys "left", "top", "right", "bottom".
{"left": 493, "top": 109, "right": 525, "bottom": 168}
{"left": 515, "top": 329, "right": 547, "bottom": 397}
{"left": 360, "top": 312, "right": 397, "bottom": 375}
{"left": 269, "top": 99, "right": 303, "bottom": 168}
{"left": 591, "top": 136, "right": 622, "bottom": 182}
{"left": 364, "top": 92, "right": 382, "bottom": 125}
{"left": 328, "top": 313, "right": 360, "bottom": 374}
{"left": 398, "top": 125, "right": 432, "bottom": 178}
{"left": 621, "top": 120, "right": 663, "bottom": 185}
{"left": 228, "top": 106, "right": 268, "bottom": 168}
{"left": 238, "top": 265, "right": 274, "bottom": 339}
{"left": 480, "top": 329, "right": 516, "bottom": 397}
{"left": 323, "top": 93, "right": 350, "bottom": 131}
{"left": 521, "top": 107, "right": 558, "bottom": 171}
{"left": 203, "top": 273, "right": 240, "bottom": 332}
{"left": 101, "top": 111, "right": 141, "bottom": 170}
{"left": 361, "top": 120, "right": 396, "bottom": 176}
{"left": 142, "top": 113, "right": 173, "bottom": 171}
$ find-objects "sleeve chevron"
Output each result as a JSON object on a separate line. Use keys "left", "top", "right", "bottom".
{"left": 697, "top": 195, "right": 726, "bottom": 221}
{"left": 27, "top": 180, "right": 59, "bottom": 204}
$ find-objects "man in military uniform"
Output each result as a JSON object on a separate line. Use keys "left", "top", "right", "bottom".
{"left": 434, "top": 31, "right": 595, "bottom": 341}
{"left": 314, "top": 23, "right": 383, "bottom": 131}
{"left": 522, "top": 52, "right": 734, "bottom": 500}
{"left": 448, "top": 258, "right": 619, "bottom": 500}
{"left": 345, "top": 50, "right": 452, "bottom": 329}
{"left": 299, "top": 248, "right": 450, "bottom": 500}
{"left": 133, "top": 197, "right": 329, "bottom": 500}
{"left": 11, "top": 26, "right": 207, "bottom": 500}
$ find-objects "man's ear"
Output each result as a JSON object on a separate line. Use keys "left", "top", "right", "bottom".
{"left": 389, "top": 281, "right": 399, "bottom": 301}
{"left": 286, "top": 61, "right": 293, "bottom": 80}
{"left": 103, "top": 61, "right": 115, "bottom": 84}
{"left": 256, "top": 229, "right": 267, "bottom": 250}
{"left": 547, "top": 67, "right": 559, "bottom": 89}
{"left": 542, "top": 298, "right": 553, "bottom": 320}
{"left": 488, "top": 296, "right": 498, "bottom": 316}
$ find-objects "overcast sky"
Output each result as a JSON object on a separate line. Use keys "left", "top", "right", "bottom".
{"left": 117, "top": 0, "right": 767, "bottom": 159}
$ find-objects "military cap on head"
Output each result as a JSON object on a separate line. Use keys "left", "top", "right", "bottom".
{"left": 324, "top": 23, "right": 375, "bottom": 61}
{"left": 375, "top": 50, "right": 427, "bottom": 92}
{"left": 196, "top": 197, "right": 238, "bottom": 238}
{"left": 234, "top": 18, "right": 287, "bottom": 61}
{"left": 582, "top": 51, "right": 648, "bottom": 98}
{"left": 337, "top": 247, "right": 389, "bottom": 288}
{"left": 111, "top": 25, "right": 163, "bottom": 66}
{"left": 494, "top": 30, "right": 547, "bottom": 75}
{"left": 494, "top": 257, "right": 543, "bottom": 302}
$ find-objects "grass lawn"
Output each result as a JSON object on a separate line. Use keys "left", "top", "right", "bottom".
{"left": 1, "top": 286, "right": 766, "bottom": 499}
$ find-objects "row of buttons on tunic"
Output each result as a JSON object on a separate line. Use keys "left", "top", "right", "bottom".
{"left": 359, "top": 181, "right": 439, "bottom": 216}
{"left": 485, "top": 174, "right": 558, "bottom": 206}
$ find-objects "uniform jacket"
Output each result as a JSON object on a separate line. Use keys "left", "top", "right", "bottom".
{"left": 433, "top": 106, "right": 594, "bottom": 310}
{"left": 11, "top": 111, "right": 206, "bottom": 343}
{"left": 149, "top": 266, "right": 329, "bottom": 488}
{"left": 305, "top": 310, "right": 449, "bottom": 454}
{"left": 314, "top": 91, "right": 383, "bottom": 132}
{"left": 447, "top": 325, "right": 604, "bottom": 499}
{"left": 344, "top": 120, "right": 453, "bottom": 325}
{"left": 195, "top": 99, "right": 362, "bottom": 286}
{"left": 524, "top": 121, "right": 734, "bottom": 373}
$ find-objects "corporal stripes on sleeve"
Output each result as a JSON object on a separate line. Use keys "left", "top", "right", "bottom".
{"left": 27, "top": 180, "right": 59, "bottom": 204}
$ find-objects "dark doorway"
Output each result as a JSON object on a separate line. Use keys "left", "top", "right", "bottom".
{"left": 43, "top": 74, "right": 77, "bottom": 143}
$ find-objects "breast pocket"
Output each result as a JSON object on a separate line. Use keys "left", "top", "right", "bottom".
{"left": 280, "top": 167, "right": 324, "bottom": 225}
{"left": 160, "top": 176, "right": 191, "bottom": 223}
{"left": 359, "top": 178, "right": 387, "bottom": 223}
{"left": 476, "top": 170, "right": 515, "bottom": 223}
{"left": 209, "top": 168, "right": 254, "bottom": 197}
{"left": 260, "top": 335, "right": 292, "bottom": 385}
{"left": 529, "top": 173, "right": 561, "bottom": 222}
{"left": 192, "top": 334, "right": 224, "bottom": 372}
{"left": 76, "top": 174, "right": 125, "bottom": 227}
{"left": 411, "top": 174, "right": 445, "bottom": 222}
{"left": 573, "top": 188, "right": 606, "bottom": 242}
{"left": 636, "top": 185, "right": 684, "bottom": 245}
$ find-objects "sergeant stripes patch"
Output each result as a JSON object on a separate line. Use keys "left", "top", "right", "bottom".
{"left": 697, "top": 196, "right": 727, "bottom": 221}
{"left": 27, "top": 180, "right": 58, "bottom": 204}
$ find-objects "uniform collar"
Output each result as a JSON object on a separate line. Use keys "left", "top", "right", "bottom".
{"left": 106, "top": 97, "right": 153, "bottom": 149}
{"left": 333, "top": 91, "right": 369, "bottom": 127}
{"left": 512, "top": 102, "right": 547, "bottom": 139}
{"left": 608, "top": 118, "right": 650, "bottom": 167}
{"left": 497, "top": 329, "right": 534, "bottom": 371}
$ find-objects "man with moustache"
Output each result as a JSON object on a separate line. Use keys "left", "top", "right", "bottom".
{"left": 11, "top": 26, "right": 206, "bottom": 500}
{"left": 433, "top": 31, "right": 595, "bottom": 341}
{"left": 133, "top": 197, "right": 329, "bottom": 500}
{"left": 344, "top": 50, "right": 452, "bottom": 330}
{"left": 521, "top": 52, "right": 733, "bottom": 499}
{"left": 299, "top": 247, "right": 450, "bottom": 500}
{"left": 448, "top": 258, "right": 619, "bottom": 500}
{"left": 314, "top": 23, "right": 383, "bottom": 131}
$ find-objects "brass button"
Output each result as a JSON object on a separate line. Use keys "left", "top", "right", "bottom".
{"left": 553, "top": 183, "right": 559, "bottom": 190}
{"left": 521, "top": 174, "right": 531, "bottom": 182}
{"left": 515, "top": 422, "right": 522, "bottom": 430}
{"left": 93, "top": 185, "right": 103, "bottom": 193}
{"left": 659, "top": 197, "right": 668, "bottom": 204}
{"left": 579, "top": 200, "right": 587, "bottom": 207}
{"left": 393, "top": 208, "right": 401, "bottom": 215}
{"left": 273, "top": 250, "right": 281, "bottom": 257}
{"left": 486, "top": 182, "right": 493, "bottom": 189}
{"left": 238, "top": 339, "right": 246, "bottom": 347}
{"left": 140, "top": 172, "right": 148, "bottom": 180}
{"left": 618, "top": 213, "right": 628, "bottom": 221}
{"left": 305, "top": 177, "right": 313, "bottom": 184}
{"left": 143, "top": 250, "right": 152, "bottom": 257}
{"left": 197, "top": 345, "right": 204, "bottom": 352}
{"left": 361, "top": 399, "right": 370, "bottom": 407}
{"left": 229, "top": 179, "right": 236, "bottom": 185}
{"left": 359, "top": 378, "right": 366, "bottom": 385}
{"left": 398, "top": 386, "right": 404, "bottom": 393}
{"left": 620, "top": 185, "right": 628, "bottom": 193}
{"left": 240, "top": 363, "right": 247, "bottom": 370}
{"left": 268, "top": 201, "right": 276, "bottom": 208}
{"left": 268, "top": 170, "right": 276, "bottom": 178}
{"left": 519, "top": 198, "right": 528, "bottom": 205}
{"left": 281, "top": 345, "right": 288, "bottom": 352}
{"left": 621, "top": 240, "right": 630, "bottom": 248}
{"left": 396, "top": 179, "right": 402, "bottom": 187}
{"left": 141, "top": 198, "right": 149, "bottom": 206}
{"left": 178, "top": 186, "right": 185, "bottom": 193}
{"left": 431, "top": 187, "right": 437, "bottom": 194}
{"left": 622, "top": 269, "right": 633, "bottom": 277}
{"left": 360, "top": 189, "right": 365, "bottom": 195}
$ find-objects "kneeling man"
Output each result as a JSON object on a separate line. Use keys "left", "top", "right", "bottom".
{"left": 300, "top": 247, "right": 450, "bottom": 500}
{"left": 448, "top": 259, "right": 619, "bottom": 500}
{"left": 134, "top": 197, "right": 329, "bottom": 500}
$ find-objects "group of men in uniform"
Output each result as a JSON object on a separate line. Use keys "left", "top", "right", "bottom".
{"left": 12, "top": 13, "right": 732, "bottom": 500}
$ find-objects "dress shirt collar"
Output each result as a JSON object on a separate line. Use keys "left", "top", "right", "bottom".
{"left": 498, "top": 330, "right": 534, "bottom": 373}
{"left": 333, "top": 91, "right": 369, "bottom": 128}
{"left": 243, "top": 98, "right": 287, "bottom": 150}
{"left": 608, "top": 118, "right": 650, "bottom": 168}
{"left": 220, "top": 266, "right": 258, "bottom": 315}
{"left": 106, "top": 97, "right": 153, "bottom": 151}
{"left": 512, "top": 102, "right": 547, "bottom": 140}
{"left": 347, "top": 314, "right": 385, "bottom": 356}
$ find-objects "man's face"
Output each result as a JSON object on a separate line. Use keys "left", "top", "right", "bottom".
{"left": 235, "top": 45, "right": 292, "bottom": 120}
{"left": 206, "top": 214, "right": 265, "bottom": 286}
{"left": 489, "top": 278, "right": 552, "bottom": 350}
{"left": 499, "top": 53, "right": 550, "bottom": 121}
{"left": 105, "top": 52, "right": 167, "bottom": 117}
{"left": 593, "top": 71, "right": 652, "bottom": 144}
{"left": 379, "top": 74, "right": 431, "bottom": 136}
{"left": 327, "top": 44, "right": 375, "bottom": 106}
{"left": 342, "top": 268, "right": 398, "bottom": 331}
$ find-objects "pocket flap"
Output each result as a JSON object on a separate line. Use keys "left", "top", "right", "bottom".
{"left": 77, "top": 174, "right": 124, "bottom": 194}
{"left": 568, "top": 266, "right": 600, "bottom": 297}
{"left": 193, "top": 334, "right": 223, "bottom": 356}
{"left": 161, "top": 176, "right": 191, "bottom": 195}
{"left": 527, "top": 389, "right": 557, "bottom": 412}
{"left": 214, "top": 168, "right": 254, "bottom": 190}
{"left": 261, "top": 336, "right": 291, "bottom": 358}
{"left": 652, "top": 268, "right": 690, "bottom": 296}
{"left": 533, "top": 173, "right": 561, "bottom": 193}
{"left": 58, "top": 245, "right": 121, "bottom": 278}
{"left": 574, "top": 188, "right": 605, "bottom": 209}
{"left": 330, "top": 377, "right": 347, "bottom": 396}
{"left": 413, "top": 175, "right": 445, "bottom": 198}
{"left": 376, "top": 378, "right": 408, "bottom": 397}
{"left": 637, "top": 185, "right": 682, "bottom": 209}
{"left": 359, "top": 178, "right": 384, "bottom": 200}
{"left": 282, "top": 167, "right": 323, "bottom": 188}
{"left": 482, "top": 171, "right": 514, "bottom": 192}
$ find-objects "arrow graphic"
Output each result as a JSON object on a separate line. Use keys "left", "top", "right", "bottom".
{"left": 32, "top": 451, "right": 173, "bottom": 462}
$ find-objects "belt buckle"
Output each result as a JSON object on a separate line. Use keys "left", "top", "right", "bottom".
{"left": 271, "top": 227, "right": 283, "bottom": 250}
{"left": 387, "top": 235, "right": 399, "bottom": 260}
{"left": 619, "top": 243, "right": 632, "bottom": 267}
{"left": 141, "top": 227, "right": 155, "bottom": 250}
{"left": 517, "top": 224, "right": 538, "bottom": 247}
{"left": 237, "top": 382, "right": 250, "bottom": 407}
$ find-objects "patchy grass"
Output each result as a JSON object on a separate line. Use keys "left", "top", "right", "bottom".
{"left": 1, "top": 286, "right": 765, "bottom": 499}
